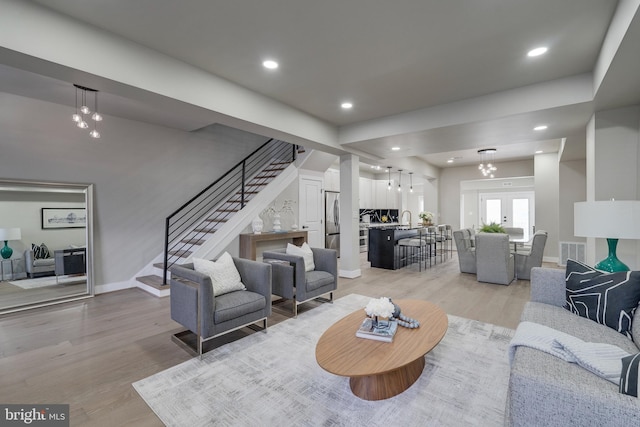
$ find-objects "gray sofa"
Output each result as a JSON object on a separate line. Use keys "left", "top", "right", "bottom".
{"left": 507, "top": 267, "right": 640, "bottom": 426}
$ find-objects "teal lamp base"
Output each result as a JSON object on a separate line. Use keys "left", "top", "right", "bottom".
{"left": 594, "top": 238, "right": 629, "bottom": 272}
{"left": 0, "top": 240, "right": 12, "bottom": 259}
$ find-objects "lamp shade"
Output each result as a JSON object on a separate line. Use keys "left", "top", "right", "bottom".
{"left": 0, "top": 227, "right": 21, "bottom": 241}
{"left": 574, "top": 201, "right": 640, "bottom": 239}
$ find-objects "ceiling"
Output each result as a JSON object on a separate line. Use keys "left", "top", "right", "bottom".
{"left": 4, "top": 0, "right": 638, "bottom": 170}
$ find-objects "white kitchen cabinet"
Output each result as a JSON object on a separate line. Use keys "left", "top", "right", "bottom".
{"left": 374, "top": 179, "right": 395, "bottom": 209}
{"left": 359, "top": 177, "right": 373, "bottom": 208}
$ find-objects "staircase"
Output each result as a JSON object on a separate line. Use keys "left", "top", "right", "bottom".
{"left": 135, "top": 139, "right": 298, "bottom": 296}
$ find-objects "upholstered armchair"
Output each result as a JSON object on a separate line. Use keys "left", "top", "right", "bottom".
{"left": 169, "top": 256, "right": 271, "bottom": 357}
{"left": 515, "top": 230, "right": 548, "bottom": 280}
{"left": 262, "top": 246, "right": 337, "bottom": 317}
{"left": 475, "top": 232, "right": 515, "bottom": 285}
{"left": 24, "top": 249, "right": 55, "bottom": 278}
{"left": 453, "top": 229, "right": 476, "bottom": 274}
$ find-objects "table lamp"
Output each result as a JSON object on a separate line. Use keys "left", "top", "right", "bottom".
{"left": 0, "top": 227, "right": 22, "bottom": 259}
{"left": 574, "top": 200, "right": 640, "bottom": 272}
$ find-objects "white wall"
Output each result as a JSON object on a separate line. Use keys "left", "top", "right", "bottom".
{"left": 591, "top": 105, "right": 640, "bottom": 268}
{"left": 534, "top": 153, "right": 560, "bottom": 260}
{"left": 558, "top": 159, "right": 586, "bottom": 244}
{"left": 0, "top": 92, "right": 266, "bottom": 286}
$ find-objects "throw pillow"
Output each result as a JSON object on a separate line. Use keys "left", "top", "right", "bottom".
{"left": 565, "top": 259, "right": 640, "bottom": 339}
{"left": 286, "top": 242, "right": 315, "bottom": 272}
{"left": 193, "top": 252, "right": 246, "bottom": 297}
{"left": 619, "top": 353, "right": 640, "bottom": 397}
{"left": 32, "top": 243, "right": 50, "bottom": 259}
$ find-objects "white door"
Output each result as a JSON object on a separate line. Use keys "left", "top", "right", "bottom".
{"left": 299, "top": 175, "right": 324, "bottom": 247}
{"left": 480, "top": 191, "right": 535, "bottom": 239}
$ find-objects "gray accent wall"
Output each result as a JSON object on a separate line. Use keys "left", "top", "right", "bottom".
{"left": 0, "top": 92, "right": 266, "bottom": 287}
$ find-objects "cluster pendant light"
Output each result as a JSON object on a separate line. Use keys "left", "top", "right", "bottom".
{"left": 387, "top": 166, "right": 392, "bottom": 190}
{"left": 409, "top": 172, "right": 413, "bottom": 193}
{"left": 478, "top": 148, "right": 497, "bottom": 178}
{"left": 72, "top": 84, "right": 102, "bottom": 139}
{"left": 397, "top": 169, "right": 403, "bottom": 192}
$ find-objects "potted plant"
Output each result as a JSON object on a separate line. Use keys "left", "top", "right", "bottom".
{"left": 479, "top": 222, "right": 506, "bottom": 233}
{"left": 418, "top": 211, "right": 434, "bottom": 226}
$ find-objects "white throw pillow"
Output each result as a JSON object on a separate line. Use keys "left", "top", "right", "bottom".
{"left": 286, "top": 242, "right": 315, "bottom": 272}
{"left": 193, "top": 252, "right": 246, "bottom": 296}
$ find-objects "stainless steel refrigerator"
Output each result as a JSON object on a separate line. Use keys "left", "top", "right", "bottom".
{"left": 325, "top": 191, "right": 340, "bottom": 257}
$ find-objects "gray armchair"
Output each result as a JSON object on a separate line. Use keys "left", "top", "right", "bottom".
{"left": 170, "top": 256, "right": 271, "bottom": 358}
{"left": 262, "top": 246, "right": 337, "bottom": 317}
{"left": 24, "top": 249, "right": 55, "bottom": 278}
{"left": 453, "top": 229, "right": 476, "bottom": 274}
{"left": 475, "top": 232, "right": 515, "bottom": 285}
{"left": 514, "top": 230, "right": 547, "bottom": 280}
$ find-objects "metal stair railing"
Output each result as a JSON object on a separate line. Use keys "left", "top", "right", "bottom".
{"left": 163, "top": 138, "right": 296, "bottom": 284}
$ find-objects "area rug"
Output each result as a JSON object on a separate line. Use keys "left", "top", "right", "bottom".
{"left": 133, "top": 294, "right": 515, "bottom": 426}
{"left": 8, "top": 275, "right": 86, "bottom": 289}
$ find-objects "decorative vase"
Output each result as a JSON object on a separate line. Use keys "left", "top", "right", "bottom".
{"left": 291, "top": 223, "right": 298, "bottom": 231}
{"left": 272, "top": 213, "right": 282, "bottom": 232}
{"left": 251, "top": 217, "right": 264, "bottom": 234}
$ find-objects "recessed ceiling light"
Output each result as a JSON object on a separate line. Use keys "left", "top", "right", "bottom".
{"left": 533, "top": 125, "right": 548, "bottom": 131}
{"left": 391, "top": 147, "right": 400, "bottom": 151}
{"left": 527, "top": 47, "right": 548, "bottom": 57}
{"left": 262, "top": 60, "right": 279, "bottom": 69}
{"left": 447, "top": 159, "right": 454, "bottom": 163}
{"left": 535, "top": 150, "right": 543, "bottom": 154}
{"left": 341, "top": 102, "right": 353, "bottom": 109}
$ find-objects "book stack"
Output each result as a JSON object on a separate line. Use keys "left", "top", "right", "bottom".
{"left": 355, "top": 318, "right": 398, "bottom": 342}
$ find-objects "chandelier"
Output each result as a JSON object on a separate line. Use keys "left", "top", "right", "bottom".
{"left": 478, "top": 148, "right": 497, "bottom": 178}
{"left": 72, "top": 84, "right": 102, "bottom": 139}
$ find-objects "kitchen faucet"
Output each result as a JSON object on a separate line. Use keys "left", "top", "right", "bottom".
{"left": 401, "top": 210, "right": 412, "bottom": 228}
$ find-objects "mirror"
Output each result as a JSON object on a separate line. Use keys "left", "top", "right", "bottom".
{"left": 0, "top": 179, "right": 93, "bottom": 314}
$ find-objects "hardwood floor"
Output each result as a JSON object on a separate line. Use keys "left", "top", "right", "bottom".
{"left": 0, "top": 252, "right": 559, "bottom": 426}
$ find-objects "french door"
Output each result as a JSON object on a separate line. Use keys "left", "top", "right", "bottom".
{"left": 480, "top": 191, "right": 535, "bottom": 239}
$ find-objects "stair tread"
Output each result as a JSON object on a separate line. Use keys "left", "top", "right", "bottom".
{"left": 203, "top": 218, "right": 229, "bottom": 223}
{"left": 136, "top": 275, "right": 168, "bottom": 288}
{"left": 168, "top": 250, "right": 192, "bottom": 257}
{"left": 181, "top": 238, "right": 205, "bottom": 245}
{"left": 193, "top": 228, "right": 218, "bottom": 233}
{"left": 153, "top": 262, "right": 164, "bottom": 269}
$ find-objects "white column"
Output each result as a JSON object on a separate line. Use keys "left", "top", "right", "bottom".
{"left": 339, "top": 154, "right": 361, "bottom": 278}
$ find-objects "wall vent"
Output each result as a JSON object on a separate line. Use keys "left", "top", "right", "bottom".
{"left": 559, "top": 242, "right": 586, "bottom": 266}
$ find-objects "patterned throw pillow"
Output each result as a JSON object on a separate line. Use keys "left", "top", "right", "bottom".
{"left": 620, "top": 353, "right": 640, "bottom": 397}
{"left": 193, "top": 252, "right": 246, "bottom": 297}
{"left": 31, "top": 243, "right": 50, "bottom": 259}
{"left": 565, "top": 259, "right": 640, "bottom": 339}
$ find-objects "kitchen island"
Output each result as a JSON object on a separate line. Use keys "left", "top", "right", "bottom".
{"left": 368, "top": 226, "right": 433, "bottom": 270}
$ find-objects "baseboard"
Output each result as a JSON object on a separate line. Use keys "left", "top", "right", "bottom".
{"left": 95, "top": 280, "right": 134, "bottom": 294}
{"left": 338, "top": 268, "right": 362, "bottom": 279}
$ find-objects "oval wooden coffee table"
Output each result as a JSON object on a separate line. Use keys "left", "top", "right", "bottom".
{"left": 315, "top": 299, "right": 448, "bottom": 401}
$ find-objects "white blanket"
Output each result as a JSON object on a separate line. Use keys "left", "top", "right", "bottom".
{"left": 509, "top": 321, "right": 630, "bottom": 385}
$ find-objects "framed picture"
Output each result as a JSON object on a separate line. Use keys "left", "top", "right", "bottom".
{"left": 41, "top": 208, "right": 87, "bottom": 229}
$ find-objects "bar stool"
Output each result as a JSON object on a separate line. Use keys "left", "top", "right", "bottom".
{"left": 397, "top": 238, "right": 414, "bottom": 268}
{"left": 437, "top": 225, "right": 447, "bottom": 262}
{"left": 425, "top": 226, "right": 438, "bottom": 265}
